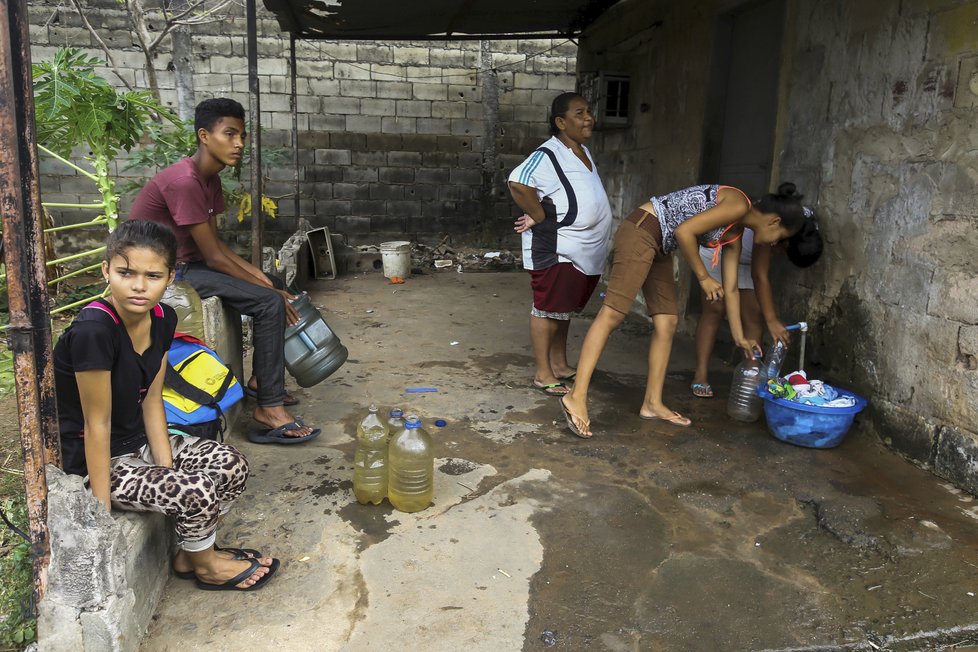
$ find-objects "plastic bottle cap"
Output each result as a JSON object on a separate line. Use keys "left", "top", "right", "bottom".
{"left": 389, "top": 408, "right": 404, "bottom": 417}
{"left": 434, "top": 419, "right": 446, "bottom": 427}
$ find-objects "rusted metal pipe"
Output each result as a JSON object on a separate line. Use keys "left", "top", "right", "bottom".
{"left": 290, "top": 33, "right": 299, "bottom": 224}
{"left": 246, "top": 0, "right": 263, "bottom": 266}
{"left": 0, "top": 0, "right": 62, "bottom": 605}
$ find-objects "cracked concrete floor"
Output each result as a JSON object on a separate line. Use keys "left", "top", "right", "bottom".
{"left": 142, "top": 271, "right": 978, "bottom": 652}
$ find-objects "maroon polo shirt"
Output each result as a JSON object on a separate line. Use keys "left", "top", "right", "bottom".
{"left": 129, "top": 157, "right": 225, "bottom": 263}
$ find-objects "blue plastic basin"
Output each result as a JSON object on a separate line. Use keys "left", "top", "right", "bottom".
{"left": 754, "top": 385, "right": 868, "bottom": 449}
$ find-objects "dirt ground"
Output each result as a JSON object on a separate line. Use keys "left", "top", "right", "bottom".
{"left": 7, "top": 269, "right": 978, "bottom": 651}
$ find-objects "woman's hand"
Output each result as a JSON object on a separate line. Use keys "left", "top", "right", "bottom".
{"left": 514, "top": 214, "right": 538, "bottom": 234}
{"left": 767, "top": 319, "right": 790, "bottom": 346}
{"left": 699, "top": 277, "right": 724, "bottom": 302}
{"left": 736, "top": 337, "right": 762, "bottom": 359}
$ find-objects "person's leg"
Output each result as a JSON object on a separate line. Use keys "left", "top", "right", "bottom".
{"left": 561, "top": 217, "right": 656, "bottom": 436}
{"left": 636, "top": 253, "right": 687, "bottom": 425}
{"left": 529, "top": 313, "right": 566, "bottom": 390}
{"left": 692, "top": 296, "right": 726, "bottom": 394}
{"left": 561, "top": 305, "right": 627, "bottom": 434}
{"left": 183, "top": 265, "right": 312, "bottom": 437}
{"left": 639, "top": 313, "right": 685, "bottom": 420}
{"left": 110, "top": 445, "right": 271, "bottom": 588}
{"left": 740, "top": 289, "right": 764, "bottom": 344}
{"left": 549, "top": 319, "right": 574, "bottom": 379}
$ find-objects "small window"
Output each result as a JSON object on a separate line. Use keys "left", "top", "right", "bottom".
{"left": 578, "top": 72, "right": 631, "bottom": 128}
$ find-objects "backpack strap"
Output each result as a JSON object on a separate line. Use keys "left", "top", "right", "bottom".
{"left": 82, "top": 299, "right": 119, "bottom": 325}
{"left": 164, "top": 350, "right": 234, "bottom": 410}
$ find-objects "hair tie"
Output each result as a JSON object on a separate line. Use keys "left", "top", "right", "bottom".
{"left": 802, "top": 205, "right": 814, "bottom": 219}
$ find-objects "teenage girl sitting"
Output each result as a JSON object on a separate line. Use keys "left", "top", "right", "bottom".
{"left": 691, "top": 184, "right": 823, "bottom": 398}
{"left": 559, "top": 184, "right": 810, "bottom": 438}
{"left": 54, "top": 220, "right": 279, "bottom": 591}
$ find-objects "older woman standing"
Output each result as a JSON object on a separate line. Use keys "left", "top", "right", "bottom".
{"left": 508, "top": 92, "right": 613, "bottom": 396}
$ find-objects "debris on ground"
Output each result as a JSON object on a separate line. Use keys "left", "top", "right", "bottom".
{"left": 410, "top": 239, "right": 521, "bottom": 272}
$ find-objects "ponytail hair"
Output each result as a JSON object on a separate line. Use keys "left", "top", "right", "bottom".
{"left": 754, "top": 182, "right": 806, "bottom": 233}
{"left": 786, "top": 207, "right": 823, "bottom": 268}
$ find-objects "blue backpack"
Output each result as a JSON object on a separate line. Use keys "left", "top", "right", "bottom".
{"left": 162, "top": 333, "right": 244, "bottom": 438}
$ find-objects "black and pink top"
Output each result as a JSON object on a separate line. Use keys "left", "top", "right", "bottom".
{"left": 53, "top": 299, "right": 176, "bottom": 475}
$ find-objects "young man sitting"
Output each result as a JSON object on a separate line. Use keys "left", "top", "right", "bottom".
{"left": 130, "top": 97, "right": 319, "bottom": 445}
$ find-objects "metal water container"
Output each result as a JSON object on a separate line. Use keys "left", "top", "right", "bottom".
{"left": 283, "top": 293, "right": 348, "bottom": 387}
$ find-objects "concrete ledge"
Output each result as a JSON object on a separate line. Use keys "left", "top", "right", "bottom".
{"left": 38, "top": 295, "right": 245, "bottom": 651}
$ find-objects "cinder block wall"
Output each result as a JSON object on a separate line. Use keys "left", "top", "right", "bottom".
{"left": 26, "top": 0, "right": 578, "bottom": 249}
{"left": 578, "top": 0, "right": 978, "bottom": 493}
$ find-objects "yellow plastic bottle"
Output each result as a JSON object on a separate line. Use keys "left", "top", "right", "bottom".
{"left": 353, "top": 405, "right": 389, "bottom": 505}
{"left": 388, "top": 415, "right": 433, "bottom": 513}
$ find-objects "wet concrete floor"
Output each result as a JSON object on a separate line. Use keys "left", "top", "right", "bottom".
{"left": 142, "top": 271, "right": 978, "bottom": 651}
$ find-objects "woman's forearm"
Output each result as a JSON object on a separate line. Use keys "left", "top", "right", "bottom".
{"left": 84, "top": 428, "right": 112, "bottom": 511}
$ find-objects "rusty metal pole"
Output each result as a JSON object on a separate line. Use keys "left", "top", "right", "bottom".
{"left": 246, "top": 0, "right": 263, "bottom": 266}
{"left": 290, "top": 33, "right": 299, "bottom": 223}
{"left": 0, "top": 0, "right": 62, "bottom": 604}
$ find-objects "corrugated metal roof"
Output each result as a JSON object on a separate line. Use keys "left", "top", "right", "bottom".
{"left": 262, "top": 0, "right": 620, "bottom": 39}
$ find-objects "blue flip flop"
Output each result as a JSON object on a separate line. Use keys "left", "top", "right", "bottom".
{"left": 195, "top": 558, "right": 280, "bottom": 592}
{"left": 247, "top": 421, "right": 321, "bottom": 445}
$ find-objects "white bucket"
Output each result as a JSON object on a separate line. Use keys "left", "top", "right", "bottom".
{"left": 380, "top": 241, "right": 411, "bottom": 279}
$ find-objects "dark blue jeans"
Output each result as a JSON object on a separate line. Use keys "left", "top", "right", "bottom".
{"left": 181, "top": 263, "right": 287, "bottom": 407}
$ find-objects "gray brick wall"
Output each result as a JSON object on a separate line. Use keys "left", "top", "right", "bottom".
{"left": 27, "top": 0, "right": 577, "bottom": 248}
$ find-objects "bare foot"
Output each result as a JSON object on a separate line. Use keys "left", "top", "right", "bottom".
{"left": 194, "top": 556, "right": 270, "bottom": 589}
{"left": 551, "top": 365, "right": 577, "bottom": 379}
{"left": 173, "top": 548, "right": 272, "bottom": 576}
{"left": 253, "top": 405, "right": 315, "bottom": 438}
{"left": 560, "top": 392, "right": 591, "bottom": 437}
{"left": 638, "top": 402, "right": 692, "bottom": 427}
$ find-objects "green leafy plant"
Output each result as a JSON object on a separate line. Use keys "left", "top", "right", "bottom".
{"left": 0, "top": 497, "right": 36, "bottom": 650}
{"left": 33, "top": 47, "right": 181, "bottom": 229}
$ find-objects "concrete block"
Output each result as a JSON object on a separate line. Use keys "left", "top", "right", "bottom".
{"left": 369, "top": 183, "right": 405, "bottom": 200}
{"left": 308, "top": 114, "right": 346, "bottom": 132}
{"left": 429, "top": 49, "right": 467, "bottom": 68}
{"left": 449, "top": 84, "right": 481, "bottom": 101}
{"left": 388, "top": 151, "right": 422, "bottom": 167}
{"left": 934, "top": 425, "right": 978, "bottom": 496}
{"left": 417, "top": 118, "right": 452, "bottom": 134}
{"left": 339, "top": 79, "right": 378, "bottom": 97}
{"left": 356, "top": 43, "right": 392, "bottom": 64}
{"left": 365, "top": 133, "right": 403, "bottom": 150}
{"left": 412, "top": 82, "right": 448, "bottom": 101}
{"left": 395, "top": 100, "right": 432, "bottom": 118}
{"left": 514, "top": 104, "right": 547, "bottom": 123}
{"left": 431, "top": 101, "right": 468, "bottom": 119}
{"left": 458, "top": 152, "right": 484, "bottom": 169}
{"left": 361, "top": 98, "right": 396, "bottom": 116}
{"left": 532, "top": 55, "right": 572, "bottom": 74}
{"left": 379, "top": 167, "right": 416, "bottom": 184}
{"left": 334, "top": 62, "right": 371, "bottom": 80}
{"left": 346, "top": 115, "right": 384, "bottom": 132}
{"left": 345, "top": 167, "right": 379, "bottom": 183}
{"left": 382, "top": 117, "right": 418, "bottom": 134}
{"left": 871, "top": 399, "right": 937, "bottom": 465}
{"left": 437, "top": 136, "right": 474, "bottom": 152}
{"left": 928, "top": 269, "right": 978, "bottom": 324}
{"left": 400, "top": 134, "right": 440, "bottom": 151}
{"left": 353, "top": 150, "right": 387, "bottom": 166}
{"left": 318, "top": 42, "right": 357, "bottom": 60}
{"left": 387, "top": 200, "right": 422, "bottom": 218}
{"left": 296, "top": 60, "right": 334, "bottom": 79}
{"left": 352, "top": 199, "right": 386, "bottom": 215}
{"left": 376, "top": 80, "right": 413, "bottom": 99}
{"left": 422, "top": 152, "right": 456, "bottom": 167}
{"left": 335, "top": 216, "right": 372, "bottom": 234}
{"left": 451, "top": 168, "right": 483, "bottom": 185}
{"left": 392, "top": 46, "right": 430, "bottom": 65}
{"left": 315, "top": 149, "right": 352, "bottom": 166}
{"left": 451, "top": 119, "right": 481, "bottom": 136}
{"left": 414, "top": 166, "right": 450, "bottom": 184}
{"left": 322, "top": 97, "right": 361, "bottom": 115}
{"left": 308, "top": 167, "right": 345, "bottom": 183}
{"left": 308, "top": 78, "right": 340, "bottom": 96}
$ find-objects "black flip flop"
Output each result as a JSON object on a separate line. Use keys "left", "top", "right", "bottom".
{"left": 173, "top": 545, "right": 267, "bottom": 580}
{"left": 247, "top": 421, "right": 321, "bottom": 445}
{"left": 243, "top": 385, "right": 300, "bottom": 406}
{"left": 195, "top": 558, "right": 280, "bottom": 592}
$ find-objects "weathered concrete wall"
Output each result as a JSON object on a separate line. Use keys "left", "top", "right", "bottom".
{"left": 25, "top": 0, "right": 576, "bottom": 249}
{"left": 578, "top": 0, "right": 978, "bottom": 492}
